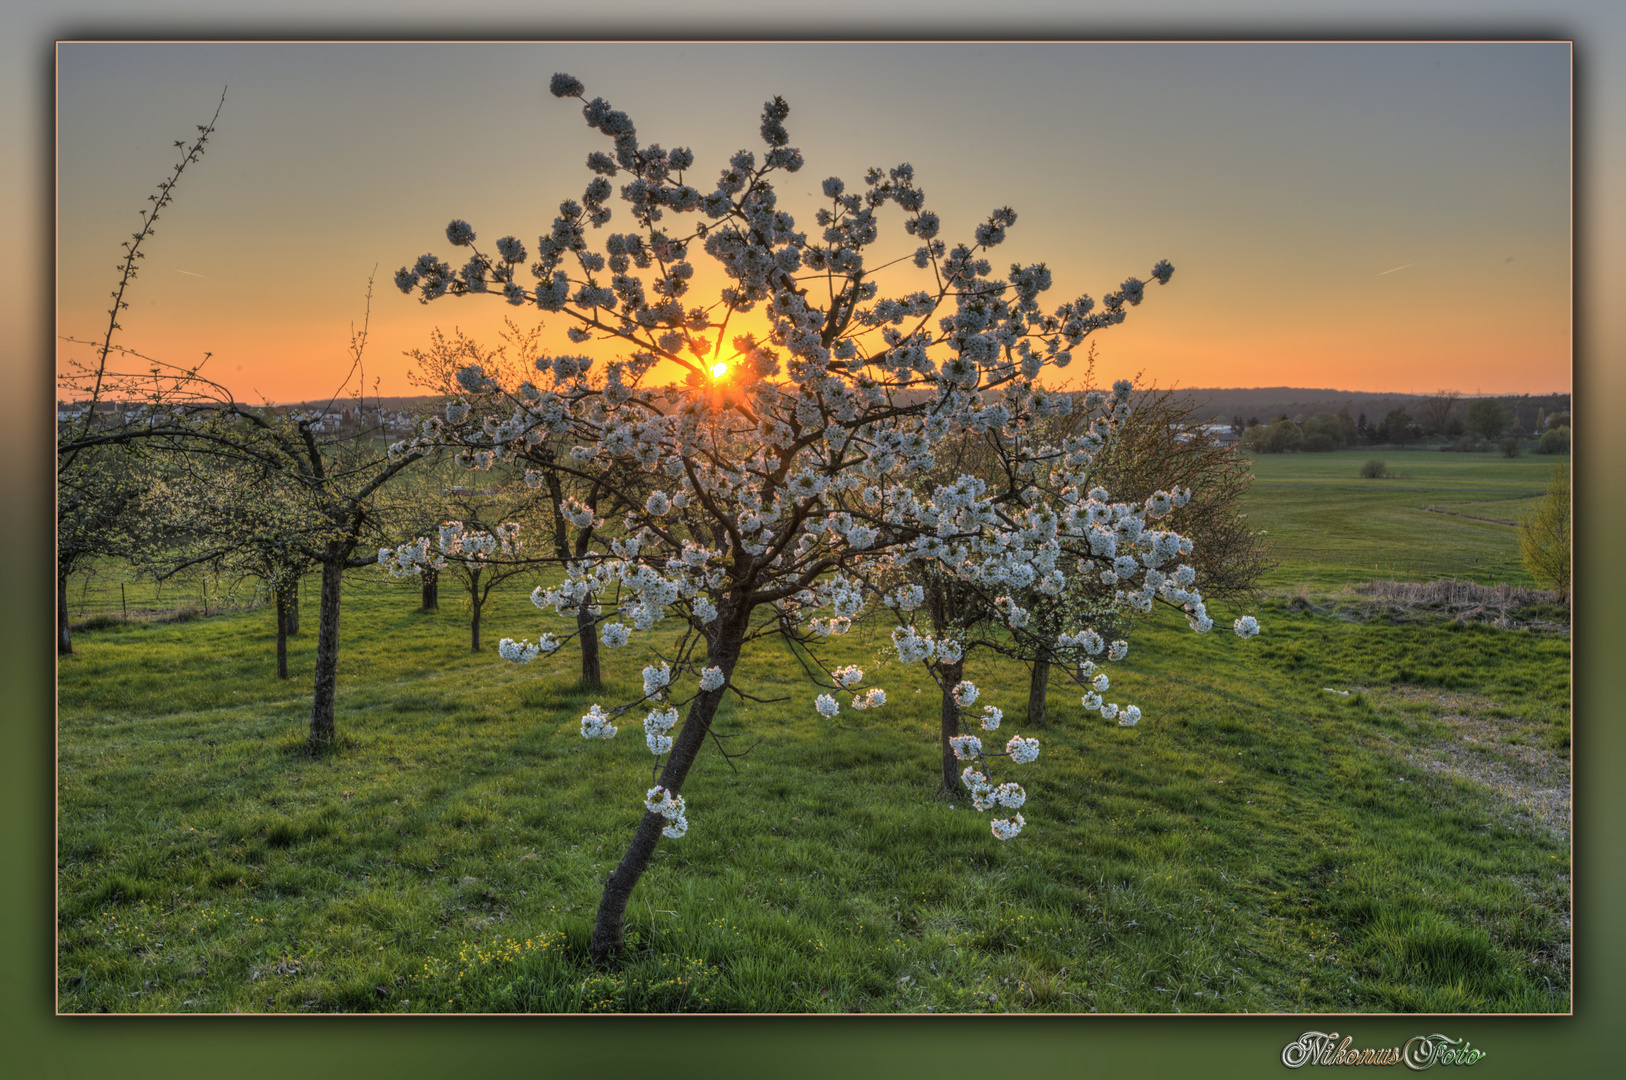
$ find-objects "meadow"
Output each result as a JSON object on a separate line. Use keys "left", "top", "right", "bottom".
{"left": 56, "top": 448, "right": 1572, "bottom": 1014}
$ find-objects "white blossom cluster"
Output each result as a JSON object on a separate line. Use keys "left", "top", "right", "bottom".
{"left": 644, "top": 785, "right": 689, "bottom": 839}
{"left": 379, "top": 520, "right": 521, "bottom": 578}
{"left": 643, "top": 706, "right": 679, "bottom": 755}
{"left": 398, "top": 72, "right": 1259, "bottom": 848}
{"left": 498, "top": 635, "right": 560, "bottom": 664}
{"left": 580, "top": 704, "right": 618, "bottom": 739}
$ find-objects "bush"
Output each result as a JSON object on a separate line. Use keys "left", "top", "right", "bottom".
{"left": 1501, "top": 437, "right": 1522, "bottom": 458}
{"left": 1242, "top": 418, "right": 1303, "bottom": 454}
{"left": 1519, "top": 463, "right": 1569, "bottom": 603}
{"left": 1301, "top": 432, "right": 1339, "bottom": 452}
{"left": 1537, "top": 425, "right": 1570, "bottom": 454}
{"left": 1360, "top": 458, "right": 1389, "bottom": 479}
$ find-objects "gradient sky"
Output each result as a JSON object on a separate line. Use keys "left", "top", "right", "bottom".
{"left": 10, "top": 3, "right": 1626, "bottom": 1076}
{"left": 55, "top": 40, "right": 1571, "bottom": 403}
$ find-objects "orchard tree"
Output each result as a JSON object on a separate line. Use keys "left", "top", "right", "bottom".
{"left": 405, "top": 325, "right": 644, "bottom": 686}
{"left": 64, "top": 289, "right": 439, "bottom": 743}
{"left": 397, "top": 73, "right": 1258, "bottom": 962}
{"left": 379, "top": 494, "right": 535, "bottom": 653}
{"left": 57, "top": 445, "right": 153, "bottom": 655}
{"left": 132, "top": 450, "right": 319, "bottom": 678}
{"left": 1013, "top": 386, "right": 1274, "bottom": 728}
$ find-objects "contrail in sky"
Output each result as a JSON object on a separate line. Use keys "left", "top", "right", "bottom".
{"left": 174, "top": 269, "right": 209, "bottom": 278}
{"left": 1377, "top": 263, "right": 1416, "bottom": 276}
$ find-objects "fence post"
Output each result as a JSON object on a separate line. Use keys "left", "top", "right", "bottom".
{"left": 121, "top": 583, "right": 127, "bottom": 619}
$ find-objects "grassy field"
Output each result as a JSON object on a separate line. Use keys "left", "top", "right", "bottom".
{"left": 1242, "top": 448, "right": 1566, "bottom": 589}
{"left": 56, "top": 448, "right": 1571, "bottom": 1014}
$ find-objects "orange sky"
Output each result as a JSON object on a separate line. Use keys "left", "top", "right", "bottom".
{"left": 56, "top": 42, "right": 1571, "bottom": 403}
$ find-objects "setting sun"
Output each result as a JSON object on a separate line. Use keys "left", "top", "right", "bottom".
{"left": 711, "top": 361, "right": 728, "bottom": 379}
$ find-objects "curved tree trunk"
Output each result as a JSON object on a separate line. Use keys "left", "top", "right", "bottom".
{"left": 58, "top": 570, "right": 73, "bottom": 657}
{"left": 577, "top": 605, "right": 602, "bottom": 688}
{"left": 937, "top": 659, "right": 963, "bottom": 797}
{"left": 1026, "top": 647, "right": 1051, "bottom": 728}
{"left": 589, "top": 612, "right": 742, "bottom": 964}
{"left": 421, "top": 566, "right": 439, "bottom": 611}
{"left": 308, "top": 554, "right": 345, "bottom": 748}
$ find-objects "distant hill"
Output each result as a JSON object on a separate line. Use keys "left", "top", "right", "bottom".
{"left": 1161, "top": 387, "right": 1570, "bottom": 429}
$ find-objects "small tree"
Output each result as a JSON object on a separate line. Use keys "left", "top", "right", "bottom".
{"left": 1377, "top": 408, "right": 1418, "bottom": 446}
{"left": 1416, "top": 390, "right": 1460, "bottom": 437}
{"left": 1465, "top": 398, "right": 1512, "bottom": 442}
{"left": 1519, "top": 462, "right": 1569, "bottom": 603}
{"left": 1302, "top": 412, "right": 1344, "bottom": 451}
{"left": 381, "top": 512, "right": 533, "bottom": 653}
{"left": 398, "top": 72, "right": 1258, "bottom": 963}
{"left": 57, "top": 93, "right": 225, "bottom": 656}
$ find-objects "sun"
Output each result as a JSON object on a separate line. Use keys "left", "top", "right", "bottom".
{"left": 710, "top": 361, "right": 728, "bottom": 379}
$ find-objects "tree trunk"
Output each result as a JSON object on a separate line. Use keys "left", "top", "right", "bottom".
{"left": 58, "top": 570, "right": 73, "bottom": 657}
{"left": 1026, "top": 648, "right": 1051, "bottom": 728}
{"left": 286, "top": 578, "right": 299, "bottom": 635}
{"left": 308, "top": 555, "right": 344, "bottom": 748}
{"left": 589, "top": 615, "right": 741, "bottom": 964}
{"left": 275, "top": 583, "right": 293, "bottom": 680}
{"left": 469, "top": 570, "right": 483, "bottom": 652}
{"left": 577, "top": 605, "right": 602, "bottom": 688}
{"left": 421, "top": 566, "right": 438, "bottom": 611}
{"left": 938, "top": 659, "right": 963, "bottom": 797}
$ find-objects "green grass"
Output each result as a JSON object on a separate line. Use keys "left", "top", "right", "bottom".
{"left": 58, "top": 524, "right": 1571, "bottom": 1012}
{"left": 1241, "top": 448, "right": 1567, "bottom": 588}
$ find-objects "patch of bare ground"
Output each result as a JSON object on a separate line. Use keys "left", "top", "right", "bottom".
{"left": 1361, "top": 686, "right": 1571, "bottom": 842}
{"left": 1286, "top": 579, "right": 1570, "bottom": 635}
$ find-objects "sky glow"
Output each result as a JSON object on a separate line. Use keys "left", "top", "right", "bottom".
{"left": 55, "top": 41, "right": 1571, "bottom": 403}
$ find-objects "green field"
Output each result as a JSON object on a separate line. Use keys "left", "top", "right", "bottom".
{"left": 1242, "top": 449, "right": 1565, "bottom": 589}
{"left": 56, "top": 448, "right": 1571, "bottom": 1014}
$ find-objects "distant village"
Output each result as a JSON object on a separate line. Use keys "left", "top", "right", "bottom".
{"left": 55, "top": 399, "right": 425, "bottom": 437}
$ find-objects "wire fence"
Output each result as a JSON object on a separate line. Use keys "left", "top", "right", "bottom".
{"left": 63, "top": 560, "right": 560, "bottom": 626}
{"left": 64, "top": 564, "right": 280, "bottom": 623}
